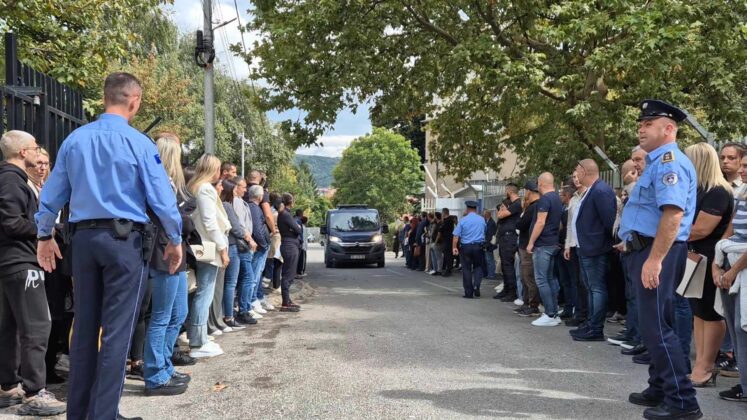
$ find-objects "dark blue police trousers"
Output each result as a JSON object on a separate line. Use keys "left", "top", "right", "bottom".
{"left": 67, "top": 229, "right": 147, "bottom": 420}
{"left": 625, "top": 241, "right": 698, "bottom": 411}
{"left": 460, "top": 243, "right": 484, "bottom": 297}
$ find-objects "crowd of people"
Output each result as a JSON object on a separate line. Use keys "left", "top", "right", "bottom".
{"left": 395, "top": 101, "right": 746, "bottom": 419}
{"left": 0, "top": 72, "right": 309, "bottom": 419}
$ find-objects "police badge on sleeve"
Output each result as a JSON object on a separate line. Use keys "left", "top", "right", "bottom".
{"left": 662, "top": 172, "right": 678, "bottom": 185}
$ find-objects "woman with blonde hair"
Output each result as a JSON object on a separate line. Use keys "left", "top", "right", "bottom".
{"left": 684, "top": 142, "right": 733, "bottom": 386}
{"left": 186, "top": 154, "right": 230, "bottom": 358}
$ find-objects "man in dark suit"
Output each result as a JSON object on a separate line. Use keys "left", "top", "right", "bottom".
{"left": 415, "top": 212, "right": 429, "bottom": 271}
{"left": 569, "top": 159, "right": 618, "bottom": 341}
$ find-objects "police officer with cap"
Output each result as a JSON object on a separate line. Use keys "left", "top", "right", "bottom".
{"left": 452, "top": 200, "right": 486, "bottom": 298}
{"left": 618, "top": 99, "right": 701, "bottom": 420}
{"left": 35, "top": 72, "right": 183, "bottom": 420}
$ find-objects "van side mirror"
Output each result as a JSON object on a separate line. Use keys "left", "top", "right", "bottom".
{"left": 381, "top": 224, "right": 389, "bottom": 234}
{"left": 320, "top": 226, "right": 327, "bottom": 235}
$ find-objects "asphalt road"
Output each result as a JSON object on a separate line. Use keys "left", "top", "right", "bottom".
{"left": 3, "top": 244, "right": 744, "bottom": 419}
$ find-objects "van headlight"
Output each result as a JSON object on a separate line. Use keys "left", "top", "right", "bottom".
{"left": 371, "top": 234, "right": 382, "bottom": 243}
{"left": 329, "top": 236, "right": 342, "bottom": 243}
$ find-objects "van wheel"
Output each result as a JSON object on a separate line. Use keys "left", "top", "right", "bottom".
{"left": 377, "top": 260, "right": 385, "bottom": 268}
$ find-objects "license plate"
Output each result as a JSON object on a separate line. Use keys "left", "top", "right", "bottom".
{"left": 350, "top": 255, "right": 366, "bottom": 260}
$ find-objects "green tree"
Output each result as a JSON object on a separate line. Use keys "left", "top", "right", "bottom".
{"left": 332, "top": 128, "right": 422, "bottom": 222}
{"left": 247, "top": 1, "right": 747, "bottom": 179}
{"left": 1, "top": 0, "right": 167, "bottom": 95}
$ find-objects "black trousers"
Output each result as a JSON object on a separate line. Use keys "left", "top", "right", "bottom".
{"left": 0, "top": 268, "right": 52, "bottom": 394}
{"left": 442, "top": 239, "right": 453, "bottom": 273}
{"left": 498, "top": 233, "right": 518, "bottom": 294}
{"left": 297, "top": 249, "right": 307, "bottom": 274}
{"left": 460, "top": 244, "right": 484, "bottom": 297}
{"left": 67, "top": 229, "right": 147, "bottom": 420}
{"left": 129, "top": 277, "right": 152, "bottom": 362}
{"left": 280, "top": 242, "right": 300, "bottom": 305}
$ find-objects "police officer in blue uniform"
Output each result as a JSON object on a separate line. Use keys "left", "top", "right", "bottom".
{"left": 35, "top": 73, "right": 183, "bottom": 420}
{"left": 453, "top": 201, "right": 487, "bottom": 298}
{"left": 618, "top": 100, "right": 701, "bottom": 420}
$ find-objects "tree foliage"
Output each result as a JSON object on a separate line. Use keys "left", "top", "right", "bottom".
{"left": 247, "top": 0, "right": 747, "bottom": 179}
{"left": 332, "top": 128, "right": 422, "bottom": 222}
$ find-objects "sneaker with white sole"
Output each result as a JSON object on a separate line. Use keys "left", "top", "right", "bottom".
{"left": 531, "top": 314, "right": 561, "bottom": 327}
{"left": 178, "top": 332, "right": 189, "bottom": 347}
{"left": 0, "top": 384, "right": 25, "bottom": 408}
{"left": 260, "top": 298, "right": 275, "bottom": 310}
{"left": 209, "top": 329, "right": 223, "bottom": 337}
{"left": 248, "top": 310, "right": 264, "bottom": 319}
{"left": 252, "top": 301, "right": 268, "bottom": 314}
{"left": 513, "top": 298, "right": 524, "bottom": 306}
{"left": 189, "top": 342, "right": 224, "bottom": 359}
{"left": 221, "top": 326, "right": 234, "bottom": 333}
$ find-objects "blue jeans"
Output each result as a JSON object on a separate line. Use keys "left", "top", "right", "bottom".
{"left": 251, "top": 248, "right": 269, "bottom": 305}
{"left": 188, "top": 262, "right": 219, "bottom": 347}
{"left": 483, "top": 249, "right": 496, "bottom": 279}
{"left": 579, "top": 253, "right": 609, "bottom": 332}
{"left": 532, "top": 246, "right": 560, "bottom": 316}
{"left": 222, "top": 245, "right": 240, "bottom": 318}
{"left": 144, "top": 270, "right": 188, "bottom": 388}
{"left": 515, "top": 253, "right": 523, "bottom": 299}
{"left": 237, "top": 250, "right": 256, "bottom": 313}
{"left": 674, "top": 293, "right": 693, "bottom": 373}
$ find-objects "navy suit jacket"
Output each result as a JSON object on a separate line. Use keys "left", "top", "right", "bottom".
{"left": 575, "top": 179, "right": 617, "bottom": 257}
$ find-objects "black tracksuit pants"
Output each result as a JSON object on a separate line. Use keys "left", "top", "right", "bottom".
{"left": 280, "top": 241, "right": 300, "bottom": 305}
{"left": 0, "top": 268, "right": 52, "bottom": 394}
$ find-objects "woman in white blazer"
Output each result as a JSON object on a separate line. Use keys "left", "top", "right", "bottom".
{"left": 186, "top": 154, "right": 230, "bottom": 358}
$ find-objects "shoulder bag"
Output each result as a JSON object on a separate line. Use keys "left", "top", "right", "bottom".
{"left": 676, "top": 251, "right": 707, "bottom": 298}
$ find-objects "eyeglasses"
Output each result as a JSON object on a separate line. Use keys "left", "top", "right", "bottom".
{"left": 37, "top": 162, "right": 50, "bottom": 167}
{"left": 23, "top": 146, "right": 42, "bottom": 152}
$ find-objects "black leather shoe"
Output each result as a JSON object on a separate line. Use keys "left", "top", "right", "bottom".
{"left": 280, "top": 305, "right": 300, "bottom": 312}
{"left": 564, "top": 317, "right": 586, "bottom": 327}
{"left": 643, "top": 404, "right": 702, "bottom": 420}
{"left": 237, "top": 313, "right": 258, "bottom": 324}
{"left": 172, "top": 371, "right": 191, "bottom": 385}
{"left": 500, "top": 294, "right": 517, "bottom": 302}
{"left": 633, "top": 352, "right": 652, "bottom": 365}
{"left": 569, "top": 324, "right": 591, "bottom": 337}
{"left": 493, "top": 290, "right": 508, "bottom": 300}
{"left": 571, "top": 329, "right": 605, "bottom": 342}
{"left": 629, "top": 391, "right": 664, "bottom": 407}
{"left": 172, "top": 351, "right": 196, "bottom": 366}
{"left": 622, "top": 343, "right": 647, "bottom": 356}
{"left": 474, "top": 289, "right": 481, "bottom": 297}
{"left": 462, "top": 295, "right": 474, "bottom": 299}
{"left": 558, "top": 309, "right": 574, "bottom": 320}
{"left": 144, "top": 378, "right": 188, "bottom": 397}
{"left": 117, "top": 414, "right": 143, "bottom": 420}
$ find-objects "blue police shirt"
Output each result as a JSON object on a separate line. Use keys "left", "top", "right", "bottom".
{"left": 35, "top": 114, "right": 183, "bottom": 244}
{"left": 618, "top": 142, "right": 696, "bottom": 242}
{"left": 453, "top": 212, "right": 486, "bottom": 245}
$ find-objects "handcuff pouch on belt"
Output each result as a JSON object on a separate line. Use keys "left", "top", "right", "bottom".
{"left": 626, "top": 231, "right": 653, "bottom": 253}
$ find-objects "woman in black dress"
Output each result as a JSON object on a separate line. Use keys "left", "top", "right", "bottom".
{"left": 277, "top": 193, "right": 302, "bottom": 312}
{"left": 684, "top": 143, "right": 733, "bottom": 386}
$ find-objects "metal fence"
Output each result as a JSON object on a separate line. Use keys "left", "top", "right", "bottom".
{"left": 1, "top": 32, "right": 86, "bottom": 162}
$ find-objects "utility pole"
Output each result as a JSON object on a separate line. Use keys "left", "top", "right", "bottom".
{"left": 203, "top": 0, "right": 215, "bottom": 154}
{"left": 240, "top": 133, "right": 246, "bottom": 178}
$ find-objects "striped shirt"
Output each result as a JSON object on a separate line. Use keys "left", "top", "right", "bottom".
{"left": 731, "top": 195, "right": 747, "bottom": 243}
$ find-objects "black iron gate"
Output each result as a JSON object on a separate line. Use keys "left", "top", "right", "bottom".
{"left": 1, "top": 32, "right": 86, "bottom": 162}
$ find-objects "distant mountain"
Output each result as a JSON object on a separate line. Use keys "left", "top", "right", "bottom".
{"left": 294, "top": 154, "right": 340, "bottom": 188}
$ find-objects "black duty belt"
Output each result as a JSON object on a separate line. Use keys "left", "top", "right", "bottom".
{"left": 74, "top": 219, "right": 147, "bottom": 232}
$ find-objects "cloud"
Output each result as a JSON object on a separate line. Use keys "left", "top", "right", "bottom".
{"left": 296, "top": 135, "right": 360, "bottom": 158}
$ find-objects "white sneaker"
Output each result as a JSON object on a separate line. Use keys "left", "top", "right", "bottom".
{"left": 494, "top": 283, "right": 504, "bottom": 293}
{"left": 221, "top": 326, "right": 234, "bottom": 333}
{"left": 252, "top": 301, "right": 268, "bottom": 314}
{"left": 248, "top": 310, "right": 264, "bottom": 319}
{"left": 513, "top": 298, "right": 524, "bottom": 306}
{"left": 531, "top": 314, "right": 561, "bottom": 327}
{"left": 190, "top": 342, "right": 224, "bottom": 358}
{"left": 208, "top": 335, "right": 215, "bottom": 342}
{"left": 178, "top": 332, "right": 189, "bottom": 346}
{"left": 209, "top": 329, "right": 223, "bottom": 337}
{"left": 261, "top": 298, "right": 275, "bottom": 310}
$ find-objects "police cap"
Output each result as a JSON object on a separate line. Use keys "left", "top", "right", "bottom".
{"left": 637, "top": 99, "right": 687, "bottom": 123}
{"left": 465, "top": 200, "right": 479, "bottom": 209}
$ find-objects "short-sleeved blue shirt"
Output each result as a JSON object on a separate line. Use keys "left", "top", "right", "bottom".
{"left": 531, "top": 191, "right": 563, "bottom": 247}
{"left": 618, "top": 142, "right": 697, "bottom": 242}
{"left": 453, "top": 212, "right": 486, "bottom": 245}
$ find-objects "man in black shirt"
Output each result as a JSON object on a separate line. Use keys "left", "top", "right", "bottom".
{"left": 440, "top": 208, "right": 454, "bottom": 276}
{"left": 494, "top": 183, "right": 522, "bottom": 301}
{"left": 515, "top": 181, "right": 541, "bottom": 316}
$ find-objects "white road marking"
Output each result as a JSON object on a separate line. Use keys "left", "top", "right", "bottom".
{"left": 422, "top": 280, "right": 461, "bottom": 292}
{"left": 385, "top": 268, "right": 404, "bottom": 277}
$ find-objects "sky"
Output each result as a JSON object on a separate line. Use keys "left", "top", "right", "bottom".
{"left": 166, "top": 0, "right": 371, "bottom": 157}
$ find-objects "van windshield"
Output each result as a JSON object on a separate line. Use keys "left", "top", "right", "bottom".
{"left": 329, "top": 211, "right": 379, "bottom": 232}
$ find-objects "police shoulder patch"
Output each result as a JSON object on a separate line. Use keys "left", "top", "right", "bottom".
{"left": 662, "top": 172, "right": 678, "bottom": 186}
{"left": 662, "top": 151, "right": 675, "bottom": 163}
{"left": 154, "top": 154, "right": 162, "bottom": 164}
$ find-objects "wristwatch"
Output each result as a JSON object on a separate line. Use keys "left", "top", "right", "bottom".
{"left": 37, "top": 234, "right": 53, "bottom": 241}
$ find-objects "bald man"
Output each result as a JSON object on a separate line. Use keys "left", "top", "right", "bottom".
{"left": 526, "top": 172, "right": 564, "bottom": 326}
{"left": 569, "top": 159, "right": 617, "bottom": 342}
